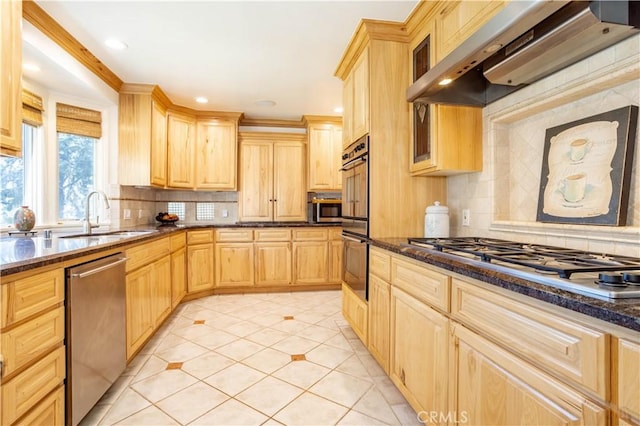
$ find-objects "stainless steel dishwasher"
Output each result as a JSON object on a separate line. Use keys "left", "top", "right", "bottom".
{"left": 66, "top": 253, "right": 127, "bottom": 426}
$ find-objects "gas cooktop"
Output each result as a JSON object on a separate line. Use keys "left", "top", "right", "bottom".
{"left": 404, "top": 237, "right": 640, "bottom": 300}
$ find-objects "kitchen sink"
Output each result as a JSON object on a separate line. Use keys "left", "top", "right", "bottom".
{"left": 60, "top": 230, "right": 158, "bottom": 238}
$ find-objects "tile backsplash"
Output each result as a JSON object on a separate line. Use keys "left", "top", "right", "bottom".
{"left": 447, "top": 35, "right": 639, "bottom": 256}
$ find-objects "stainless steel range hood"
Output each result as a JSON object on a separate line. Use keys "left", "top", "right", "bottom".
{"left": 407, "top": 1, "right": 640, "bottom": 107}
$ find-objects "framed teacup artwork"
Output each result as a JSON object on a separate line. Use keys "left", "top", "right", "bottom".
{"left": 536, "top": 105, "right": 638, "bottom": 226}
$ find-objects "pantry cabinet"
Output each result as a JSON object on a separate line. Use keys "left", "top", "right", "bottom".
{"left": 0, "top": 0, "right": 22, "bottom": 157}
{"left": 195, "top": 118, "right": 238, "bottom": 190}
{"left": 304, "top": 116, "right": 343, "bottom": 191}
{"left": 187, "top": 230, "right": 215, "bottom": 293}
{"left": 238, "top": 133, "right": 306, "bottom": 222}
{"left": 118, "top": 84, "right": 170, "bottom": 187}
{"left": 167, "top": 111, "right": 197, "bottom": 188}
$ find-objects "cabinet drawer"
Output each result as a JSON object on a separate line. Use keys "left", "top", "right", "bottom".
{"left": 1, "top": 269, "right": 64, "bottom": 328}
{"left": 369, "top": 247, "right": 391, "bottom": 282}
{"left": 215, "top": 228, "right": 253, "bottom": 242}
{"left": 1, "top": 346, "right": 65, "bottom": 425}
{"left": 328, "top": 228, "right": 342, "bottom": 241}
{"left": 451, "top": 279, "right": 609, "bottom": 399}
{"left": 170, "top": 232, "right": 186, "bottom": 251}
{"left": 254, "top": 228, "right": 291, "bottom": 242}
{"left": 293, "top": 228, "right": 328, "bottom": 241}
{"left": 187, "top": 229, "right": 214, "bottom": 245}
{"left": 391, "top": 257, "right": 450, "bottom": 311}
{"left": 16, "top": 385, "right": 64, "bottom": 426}
{"left": 1, "top": 307, "right": 64, "bottom": 378}
{"left": 126, "top": 237, "right": 171, "bottom": 272}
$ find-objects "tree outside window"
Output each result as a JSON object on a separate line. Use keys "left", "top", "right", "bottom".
{"left": 58, "top": 132, "right": 97, "bottom": 220}
{"left": 0, "top": 123, "right": 34, "bottom": 226}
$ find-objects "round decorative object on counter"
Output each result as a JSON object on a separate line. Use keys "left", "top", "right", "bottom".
{"left": 424, "top": 201, "right": 449, "bottom": 238}
{"left": 14, "top": 206, "right": 36, "bottom": 231}
{"left": 155, "top": 212, "right": 179, "bottom": 225}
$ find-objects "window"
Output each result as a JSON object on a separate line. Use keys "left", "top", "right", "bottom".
{"left": 0, "top": 123, "right": 37, "bottom": 226}
{"left": 58, "top": 132, "right": 98, "bottom": 220}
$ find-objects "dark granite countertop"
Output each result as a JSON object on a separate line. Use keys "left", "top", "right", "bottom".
{"left": 0, "top": 222, "right": 340, "bottom": 277}
{"left": 370, "top": 238, "right": 640, "bottom": 332}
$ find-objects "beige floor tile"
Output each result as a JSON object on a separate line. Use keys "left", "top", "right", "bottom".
{"left": 357, "top": 351, "right": 387, "bottom": 377}
{"left": 180, "top": 351, "right": 235, "bottom": 380}
{"left": 244, "top": 327, "right": 290, "bottom": 346}
{"left": 391, "top": 403, "right": 422, "bottom": 426}
{"left": 225, "top": 320, "right": 264, "bottom": 337}
{"left": 130, "top": 355, "right": 170, "bottom": 384}
{"left": 98, "top": 388, "right": 151, "bottom": 425}
{"left": 306, "top": 344, "right": 353, "bottom": 369}
{"left": 114, "top": 405, "right": 180, "bottom": 425}
{"left": 336, "top": 354, "right": 375, "bottom": 381}
{"left": 337, "top": 410, "right": 390, "bottom": 425}
{"left": 153, "top": 333, "right": 189, "bottom": 353}
{"left": 247, "top": 312, "right": 287, "bottom": 327}
{"left": 372, "top": 375, "right": 409, "bottom": 406}
{"left": 203, "top": 363, "right": 266, "bottom": 396}
{"left": 79, "top": 403, "right": 110, "bottom": 426}
{"left": 309, "top": 370, "right": 373, "bottom": 408}
{"left": 121, "top": 354, "right": 150, "bottom": 377}
{"left": 271, "top": 335, "right": 321, "bottom": 354}
{"left": 242, "top": 347, "right": 291, "bottom": 374}
{"left": 273, "top": 392, "right": 349, "bottom": 426}
{"left": 215, "top": 338, "right": 266, "bottom": 361}
{"left": 190, "top": 329, "right": 238, "bottom": 350}
{"left": 352, "top": 387, "right": 400, "bottom": 424}
{"left": 296, "top": 323, "right": 339, "bottom": 343}
{"left": 130, "top": 369, "right": 198, "bottom": 403}
{"left": 189, "top": 398, "right": 269, "bottom": 425}
{"left": 236, "top": 376, "right": 303, "bottom": 416}
{"left": 156, "top": 341, "right": 209, "bottom": 363}
{"left": 271, "top": 319, "right": 314, "bottom": 334}
{"left": 272, "top": 360, "right": 331, "bottom": 389}
{"left": 98, "top": 374, "right": 132, "bottom": 404}
{"left": 156, "top": 381, "right": 228, "bottom": 424}
{"left": 169, "top": 323, "right": 217, "bottom": 340}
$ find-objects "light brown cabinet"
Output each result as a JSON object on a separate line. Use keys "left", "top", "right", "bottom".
{"left": 216, "top": 243, "right": 254, "bottom": 287}
{"left": 238, "top": 133, "right": 306, "bottom": 222}
{"left": 0, "top": 0, "right": 22, "bottom": 157}
{"left": 617, "top": 338, "right": 640, "bottom": 423}
{"left": 452, "top": 324, "right": 607, "bottom": 425}
{"left": 167, "top": 111, "right": 197, "bottom": 188}
{"left": 195, "top": 118, "right": 238, "bottom": 190}
{"left": 341, "top": 46, "right": 369, "bottom": 147}
{"left": 170, "top": 232, "right": 187, "bottom": 309}
{"left": 118, "top": 84, "right": 169, "bottom": 187}
{"left": 255, "top": 229, "right": 292, "bottom": 287}
{"left": 304, "top": 116, "right": 343, "bottom": 191}
{"left": 292, "top": 228, "right": 342, "bottom": 286}
{"left": 187, "top": 230, "right": 215, "bottom": 293}
{"left": 367, "top": 247, "right": 392, "bottom": 373}
{"left": 342, "top": 283, "right": 368, "bottom": 344}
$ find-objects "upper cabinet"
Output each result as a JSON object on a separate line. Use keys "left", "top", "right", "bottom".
{"left": 238, "top": 132, "right": 306, "bottom": 222}
{"left": 167, "top": 111, "right": 196, "bottom": 188}
{"left": 435, "top": 1, "right": 506, "bottom": 63}
{"left": 195, "top": 117, "right": 238, "bottom": 190}
{"left": 341, "top": 47, "right": 369, "bottom": 148}
{"left": 304, "top": 115, "right": 342, "bottom": 191}
{"left": 118, "top": 84, "right": 170, "bottom": 187}
{"left": 0, "top": 0, "right": 22, "bottom": 157}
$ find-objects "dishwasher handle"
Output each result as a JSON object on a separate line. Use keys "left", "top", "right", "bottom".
{"left": 70, "top": 257, "right": 128, "bottom": 278}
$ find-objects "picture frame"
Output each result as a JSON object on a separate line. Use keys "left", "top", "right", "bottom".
{"left": 536, "top": 105, "right": 638, "bottom": 226}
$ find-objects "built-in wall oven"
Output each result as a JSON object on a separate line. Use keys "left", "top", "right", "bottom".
{"left": 341, "top": 135, "right": 369, "bottom": 301}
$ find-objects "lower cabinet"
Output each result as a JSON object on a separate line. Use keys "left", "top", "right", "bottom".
{"left": 255, "top": 242, "right": 291, "bottom": 286}
{"left": 293, "top": 241, "right": 328, "bottom": 285}
{"left": 368, "top": 274, "right": 390, "bottom": 373}
{"left": 216, "top": 243, "right": 254, "bottom": 287}
{"left": 342, "top": 283, "right": 368, "bottom": 344}
{"left": 452, "top": 324, "right": 607, "bottom": 425}
{"left": 617, "top": 338, "right": 640, "bottom": 424}
{"left": 187, "top": 230, "right": 215, "bottom": 293}
{"left": 390, "top": 286, "right": 449, "bottom": 415}
{"left": 126, "top": 265, "right": 155, "bottom": 359}
{"left": 170, "top": 232, "right": 187, "bottom": 309}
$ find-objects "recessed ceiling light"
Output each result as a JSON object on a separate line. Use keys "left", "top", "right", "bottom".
{"left": 254, "top": 100, "right": 276, "bottom": 107}
{"left": 23, "top": 63, "right": 41, "bottom": 72}
{"left": 334, "top": 107, "right": 344, "bottom": 114}
{"left": 439, "top": 78, "right": 453, "bottom": 86}
{"left": 105, "top": 39, "right": 128, "bottom": 50}
{"left": 195, "top": 96, "right": 208, "bottom": 104}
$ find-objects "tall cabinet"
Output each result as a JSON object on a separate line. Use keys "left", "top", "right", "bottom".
{"left": 0, "top": 0, "right": 22, "bottom": 157}
{"left": 238, "top": 132, "right": 306, "bottom": 222}
{"left": 335, "top": 20, "right": 446, "bottom": 239}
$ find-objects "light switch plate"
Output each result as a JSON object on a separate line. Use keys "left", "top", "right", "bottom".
{"left": 462, "top": 209, "right": 470, "bottom": 226}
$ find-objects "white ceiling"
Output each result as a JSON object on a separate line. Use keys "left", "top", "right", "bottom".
{"left": 24, "top": 1, "right": 419, "bottom": 120}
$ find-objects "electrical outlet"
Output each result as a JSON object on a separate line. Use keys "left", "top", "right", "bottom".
{"left": 462, "top": 209, "right": 471, "bottom": 227}
{"left": 123, "top": 209, "right": 131, "bottom": 220}
{"left": 222, "top": 209, "right": 229, "bottom": 218}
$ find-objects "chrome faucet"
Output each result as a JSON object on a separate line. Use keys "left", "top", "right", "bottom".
{"left": 83, "top": 190, "right": 110, "bottom": 234}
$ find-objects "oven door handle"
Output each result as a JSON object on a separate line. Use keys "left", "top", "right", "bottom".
{"left": 340, "top": 155, "right": 367, "bottom": 172}
{"left": 342, "top": 234, "right": 367, "bottom": 244}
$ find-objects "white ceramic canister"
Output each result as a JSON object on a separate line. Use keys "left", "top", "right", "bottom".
{"left": 424, "top": 201, "right": 450, "bottom": 238}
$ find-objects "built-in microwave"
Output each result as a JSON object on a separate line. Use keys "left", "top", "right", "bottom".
{"left": 311, "top": 198, "right": 342, "bottom": 223}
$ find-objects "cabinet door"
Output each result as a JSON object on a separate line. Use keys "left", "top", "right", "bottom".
{"left": 167, "top": 113, "right": 196, "bottom": 188}
{"left": 328, "top": 239, "right": 343, "bottom": 284}
{"left": 171, "top": 246, "right": 186, "bottom": 309}
{"left": 368, "top": 274, "right": 390, "bottom": 373}
{"left": 342, "top": 73, "right": 354, "bottom": 148}
{"left": 308, "top": 125, "right": 342, "bottom": 191}
{"left": 452, "top": 324, "right": 607, "bottom": 425}
{"left": 341, "top": 284, "right": 367, "bottom": 344}
{"left": 293, "top": 241, "right": 328, "bottom": 285}
{"left": 618, "top": 338, "right": 640, "bottom": 422}
{"left": 196, "top": 120, "right": 237, "bottom": 190}
{"left": 255, "top": 242, "right": 291, "bottom": 286}
{"left": 150, "top": 100, "right": 167, "bottom": 186}
{"left": 273, "top": 142, "right": 306, "bottom": 221}
{"left": 0, "top": 0, "right": 22, "bottom": 156}
{"left": 126, "top": 265, "right": 154, "bottom": 359}
{"left": 390, "top": 286, "right": 448, "bottom": 415}
{"left": 351, "top": 48, "right": 370, "bottom": 142}
{"left": 187, "top": 243, "right": 214, "bottom": 293}
{"left": 215, "top": 243, "right": 254, "bottom": 287}
{"left": 151, "top": 255, "right": 172, "bottom": 326}
{"left": 239, "top": 141, "right": 273, "bottom": 221}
